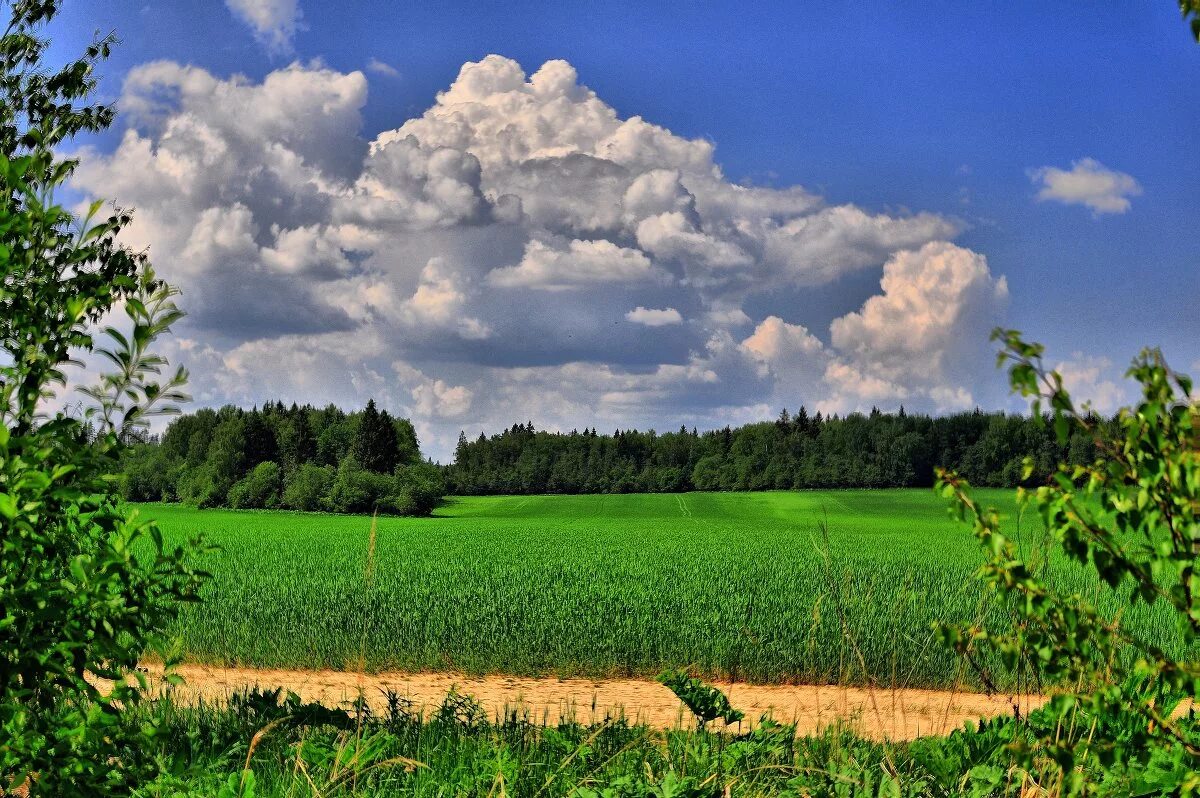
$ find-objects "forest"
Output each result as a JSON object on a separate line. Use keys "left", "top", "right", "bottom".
{"left": 445, "top": 406, "right": 1107, "bottom": 494}
{"left": 125, "top": 401, "right": 1108, "bottom": 510}
{"left": 119, "top": 399, "right": 445, "bottom": 515}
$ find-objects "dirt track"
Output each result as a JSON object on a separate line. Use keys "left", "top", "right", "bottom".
{"left": 163, "top": 664, "right": 1045, "bottom": 741}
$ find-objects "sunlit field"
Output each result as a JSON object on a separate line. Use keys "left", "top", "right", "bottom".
{"left": 137, "top": 490, "right": 1189, "bottom": 689}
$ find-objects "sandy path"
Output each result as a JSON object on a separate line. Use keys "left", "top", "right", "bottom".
{"left": 164, "top": 664, "right": 1045, "bottom": 741}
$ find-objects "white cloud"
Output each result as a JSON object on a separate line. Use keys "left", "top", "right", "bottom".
{"left": 1055, "top": 354, "right": 1129, "bottom": 415}
{"left": 741, "top": 316, "right": 823, "bottom": 364}
{"left": 1030, "top": 158, "right": 1142, "bottom": 215}
{"left": 225, "top": 0, "right": 303, "bottom": 55}
{"left": 393, "top": 363, "right": 474, "bottom": 419}
{"left": 487, "top": 239, "right": 669, "bottom": 291}
{"left": 70, "top": 54, "right": 1024, "bottom": 459}
{"left": 367, "top": 58, "right": 401, "bottom": 79}
{"left": 399, "top": 258, "right": 491, "bottom": 339}
{"left": 626, "top": 307, "right": 683, "bottom": 326}
{"left": 818, "top": 242, "right": 1009, "bottom": 413}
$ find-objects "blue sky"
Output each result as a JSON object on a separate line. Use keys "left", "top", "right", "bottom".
{"left": 48, "top": 1, "right": 1199, "bottom": 458}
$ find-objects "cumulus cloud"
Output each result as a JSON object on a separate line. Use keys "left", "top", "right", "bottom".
{"left": 487, "top": 239, "right": 669, "bottom": 291}
{"left": 72, "top": 54, "right": 1020, "bottom": 459}
{"left": 1055, "top": 354, "right": 1130, "bottom": 415}
{"left": 225, "top": 0, "right": 303, "bottom": 54}
{"left": 741, "top": 316, "right": 823, "bottom": 364}
{"left": 735, "top": 243, "right": 1009, "bottom": 415}
{"left": 626, "top": 307, "right": 683, "bottom": 326}
{"left": 826, "top": 242, "right": 1009, "bottom": 411}
{"left": 1030, "top": 158, "right": 1142, "bottom": 215}
{"left": 398, "top": 258, "right": 491, "bottom": 339}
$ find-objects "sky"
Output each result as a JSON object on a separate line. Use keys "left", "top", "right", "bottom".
{"left": 46, "top": 1, "right": 1200, "bottom": 460}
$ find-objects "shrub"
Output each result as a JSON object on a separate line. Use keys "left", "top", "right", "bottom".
{"left": 377, "top": 490, "right": 419, "bottom": 516}
{"left": 393, "top": 462, "right": 445, "bottom": 516}
{"left": 328, "top": 458, "right": 394, "bottom": 514}
{"left": 227, "top": 461, "right": 283, "bottom": 509}
{"left": 119, "top": 443, "right": 174, "bottom": 501}
{"left": 177, "top": 465, "right": 223, "bottom": 508}
{"left": 282, "top": 463, "right": 334, "bottom": 511}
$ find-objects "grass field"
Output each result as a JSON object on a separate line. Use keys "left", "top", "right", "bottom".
{"left": 139, "top": 490, "right": 1189, "bottom": 689}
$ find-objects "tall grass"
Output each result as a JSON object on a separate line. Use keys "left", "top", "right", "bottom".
{"left": 131, "top": 688, "right": 942, "bottom": 797}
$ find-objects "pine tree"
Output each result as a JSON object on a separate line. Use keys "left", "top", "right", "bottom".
{"left": 351, "top": 399, "right": 402, "bottom": 473}
{"left": 277, "top": 405, "right": 316, "bottom": 472}
{"left": 352, "top": 400, "right": 385, "bottom": 472}
{"left": 242, "top": 408, "right": 278, "bottom": 467}
{"left": 375, "top": 408, "right": 401, "bottom": 473}
{"left": 794, "top": 405, "right": 810, "bottom": 435}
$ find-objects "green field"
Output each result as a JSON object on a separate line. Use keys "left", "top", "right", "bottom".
{"left": 140, "top": 490, "right": 1188, "bottom": 689}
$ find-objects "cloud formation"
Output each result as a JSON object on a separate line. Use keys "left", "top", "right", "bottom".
{"left": 626, "top": 307, "right": 683, "bottom": 326}
{"left": 72, "top": 55, "right": 1012, "bottom": 459}
{"left": 225, "top": 0, "right": 303, "bottom": 54}
{"left": 1055, "top": 354, "right": 1130, "bottom": 415}
{"left": 1030, "top": 157, "right": 1142, "bottom": 215}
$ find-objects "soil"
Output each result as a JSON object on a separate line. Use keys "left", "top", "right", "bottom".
{"left": 157, "top": 663, "right": 1047, "bottom": 741}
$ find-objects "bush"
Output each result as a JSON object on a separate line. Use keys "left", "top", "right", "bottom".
{"left": 377, "top": 490, "right": 419, "bottom": 516}
{"left": 282, "top": 463, "right": 334, "bottom": 511}
{"left": 177, "top": 465, "right": 224, "bottom": 508}
{"left": 393, "top": 462, "right": 445, "bottom": 515}
{"left": 938, "top": 329, "right": 1200, "bottom": 792}
{"left": 227, "top": 461, "right": 282, "bottom": 509}
{"left": 328, "top": 458, "right": 394, "bottom": 514}
{"left": 119, "top": 443, "right": 173, "bottom": 501}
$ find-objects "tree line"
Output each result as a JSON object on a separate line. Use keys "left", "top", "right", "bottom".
{"left": 120, "top": 399, "right": 445, "bottom": 515}
{"left": 447, "top": 406, "right": 1109, "bottom": 495}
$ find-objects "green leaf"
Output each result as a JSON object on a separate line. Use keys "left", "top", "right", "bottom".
{"left": 0, "top": 493, "right": 18, "bottom": 520}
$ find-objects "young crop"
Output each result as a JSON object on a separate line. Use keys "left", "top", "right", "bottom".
{"left": 138, "top": 489, "right": 1194, "bottom": 691}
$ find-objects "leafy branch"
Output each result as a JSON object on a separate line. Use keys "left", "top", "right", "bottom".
{"left": 937, "top": 328, "right": 1200, "bottom": 789}
{"left": 78, "top": 261, "right": 190, "bottom": 440}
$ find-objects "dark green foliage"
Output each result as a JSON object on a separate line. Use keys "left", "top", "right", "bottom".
{"left": 351, "top": 398, "right": 400, "bottom": 474}
{"left": 119, "top": 440, "right": 175, "bottom": 500}
{"left": 0, "top": 3, "right": 206, "bottom": 794}
{"left": 447, "top": 410, "right": 1105, "bottom": 495}
{"left": 227, "top": 461, "right": 283, "bottom": 509}
{"left": 329, "top": 457, "right": 395, "bottom": 514}
{"left": 395, "top": 461, "right": 447, "bottom": 515}
{"left": 274, "top": 404, "right": 315, "bottom": 473}
{"left": 120, "top": 399, "right": 440, "bottom": 515}
{"left": 240, "top": 410, "right": 278, "bottom": 469}
{"left": 657, "top": 670, "right": 745, "bottom": 730}
{"left": 280, "top": 463, "right": 334, "bottom": 511}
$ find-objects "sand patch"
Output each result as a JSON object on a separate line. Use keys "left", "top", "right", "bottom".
{"left": 157, "top": 664, "right": 1045, "bottom": 741}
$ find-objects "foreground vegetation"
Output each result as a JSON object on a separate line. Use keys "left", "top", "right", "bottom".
{"left": 121, "top": 686, "right": 1200, "bottom": 797}
{"left": 138, "top": 489, "right": 1192, "bottom": 689}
